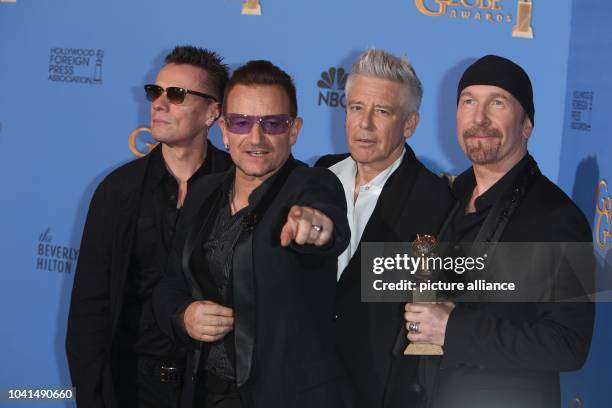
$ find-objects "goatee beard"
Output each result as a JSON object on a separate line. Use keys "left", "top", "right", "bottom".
{"left": 463, "top": 125, "right": 503, "bottom": 165}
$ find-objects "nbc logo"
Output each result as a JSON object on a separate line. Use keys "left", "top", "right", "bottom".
{"left": 317, "top": 67, "right": 348, "bottom": 108}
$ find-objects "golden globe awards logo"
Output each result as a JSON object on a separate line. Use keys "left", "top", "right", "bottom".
{"left": 414, "top": 0, "right": 534, "bottom": 39}
{"left": 512, "top": 0, "right": 534, "bottom": 38}
{"left": 128, "top": 127, "right": 158, "bottom": 157}
{"left": 242, "top": 0, "right": 262, "bottom": 15}
{"left": 595, "top": 179, "right": 611, "bottom": 251}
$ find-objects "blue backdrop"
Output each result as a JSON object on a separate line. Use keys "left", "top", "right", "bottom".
{"left": 1, "top": 0, "right": 610, "bottom": 406}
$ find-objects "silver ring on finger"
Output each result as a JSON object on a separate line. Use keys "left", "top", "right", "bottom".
{"left": 312, "top": 224, "right": 323, "bottom": 232}
{"left": 408, "top": 321, "right": 420, "bottom": 333}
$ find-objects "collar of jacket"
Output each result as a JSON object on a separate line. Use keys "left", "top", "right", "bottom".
{"left": 438, "top": 153, "right": 541, "bottom": 249}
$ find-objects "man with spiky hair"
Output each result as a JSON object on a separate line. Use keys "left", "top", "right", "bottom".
{"left": 66, "top": 45, "right": 232, "bottom": 408}
{"left": 316, "top": 48, "right": 454, "bottom": 408}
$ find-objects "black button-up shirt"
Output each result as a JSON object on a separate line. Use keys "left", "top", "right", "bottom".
{"left": 190, "top": 169, "right": 277, "bottom": 381}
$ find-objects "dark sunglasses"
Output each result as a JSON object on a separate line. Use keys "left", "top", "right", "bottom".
{"left": 223, "top": 114, "right": 294, "bottom": 135}
{"left": 144, "top": 84, "right": 218, "bottom": 104}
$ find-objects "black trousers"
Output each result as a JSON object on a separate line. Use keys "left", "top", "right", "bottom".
{"left": 198, "top": 372, "right": 243, "bottom": 408}
{"left": 114, "top": 354, "right": 185, "bottom": 408}
{"left": 203, "top": 391, "right": 242, "bottom": 408}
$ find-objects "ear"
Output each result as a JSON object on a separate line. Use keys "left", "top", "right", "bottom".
{"left": 521, "top": 116, "right": 533, "bottom": 141}
{"left": 403, "top": 111, "right": 420, "bottom": 139}
{"left": 207, "top": 102, "right": 221, "bottom": 126}
{"left": 219, "top": 116, "right": 230, "bottom": 147}
{"left": 289, "top": 117, "right": 303, "bottom": 146}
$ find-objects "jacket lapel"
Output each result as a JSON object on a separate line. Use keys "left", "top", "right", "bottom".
{"left": 181, "top": 181, "right": 226, "bottom": 301}
{"left": 179, "top": 173, "right": 226, "bottom": 381}
{"left": 232, "top": 157, "right": 302, "bottom": 388}
{"left": 110, "top": 149, "right": 154, "bottom": 338}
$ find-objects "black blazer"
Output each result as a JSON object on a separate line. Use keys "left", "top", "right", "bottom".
{"left": 153, "top": 157, "right": 352, "bottom": 408}
{"left": 424, "top": 155, "right": 595, "bottom": 408}
{"left": 66, "top": 143, "right": 232, "bottom": 408}
{"left": 316, "top": 146, "right": 455, "bottom": 408}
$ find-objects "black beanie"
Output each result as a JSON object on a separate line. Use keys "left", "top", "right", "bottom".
{"left": 457, "top": 55, "right": 534, "bottom": 126}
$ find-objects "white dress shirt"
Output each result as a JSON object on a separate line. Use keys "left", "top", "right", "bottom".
{"left": 329, "top": 148, "right": 405, "bottom": 280}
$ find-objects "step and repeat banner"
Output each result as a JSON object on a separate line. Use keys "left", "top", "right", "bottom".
{"left": 0, "top": 0, "right": 610, "bottom": 407}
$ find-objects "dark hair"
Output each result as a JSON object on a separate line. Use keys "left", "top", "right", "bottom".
{"left": 224, "top": 60, "right": 298, "bottom": 116}
{"left": 164, "top": 45, "right": 229, "bottom": 102}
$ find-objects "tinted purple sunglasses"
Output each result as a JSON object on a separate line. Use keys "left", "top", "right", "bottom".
{"left": 223, "top": 113, "right": 294, "bottom": 135}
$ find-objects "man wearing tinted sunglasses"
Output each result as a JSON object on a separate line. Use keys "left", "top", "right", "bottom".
{"left": 67, "top": 46, "right": 233, "bottom": 408}
{"left": 154, "top": 60, "right": 352, "bottom": 408}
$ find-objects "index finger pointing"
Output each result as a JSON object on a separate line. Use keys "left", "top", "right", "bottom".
{"left": 288, "top": 205, "right": 303, "bottom": 220}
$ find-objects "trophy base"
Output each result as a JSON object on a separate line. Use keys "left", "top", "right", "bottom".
{"left": 404, "top": 342, "right": 444, "bottom": 355}
{"left": 512, "top": 26, "right": 533, "bottom": 39}
{"left": 241, "top": 3, "right": 262, "bottom": 15}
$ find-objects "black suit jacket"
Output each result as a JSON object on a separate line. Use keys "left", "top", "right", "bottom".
{"left": 153, "top": 157, "right": 352, "bottom": 408}
{"left": 316, "top": 146, "right": 455, "bottom": 408}
{"left": 424, "top": 155, "right": 595, "bottom": 408}
{"left": 66, "top": 143, "right": 232, "bottom": 408}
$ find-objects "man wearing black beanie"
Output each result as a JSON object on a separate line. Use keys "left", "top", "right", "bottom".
{"left": 403, "top": 55, "right": 594, "bottom": 408}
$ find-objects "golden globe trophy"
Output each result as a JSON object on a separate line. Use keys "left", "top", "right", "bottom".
{"left": 512, "top": 0, "right": 534, "bottom": 39}
{"left": 242, "top": 0, "right": 262, "bottom": 16}
{"left": 404, "top": 234, "right": 444, "bottom": 355}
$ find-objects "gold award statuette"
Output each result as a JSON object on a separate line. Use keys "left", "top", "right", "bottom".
{"left": 242, "top": 0, "right": 262, "bottom": 16}
{"left": 405, "top": 234, "right": 444, "bottom": 355}
{"left": 512, "top": 0, "right": 534, "bottom": 39}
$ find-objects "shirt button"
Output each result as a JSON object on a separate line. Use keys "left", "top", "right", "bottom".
{"left": 169, "top": 195, "right": 176, "bottom": 201}
{"left": 407, "top": 383, "right": 423, "bottom": 394}
{"left": 364, "top": 186, "right": 370, "bottom": 191}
